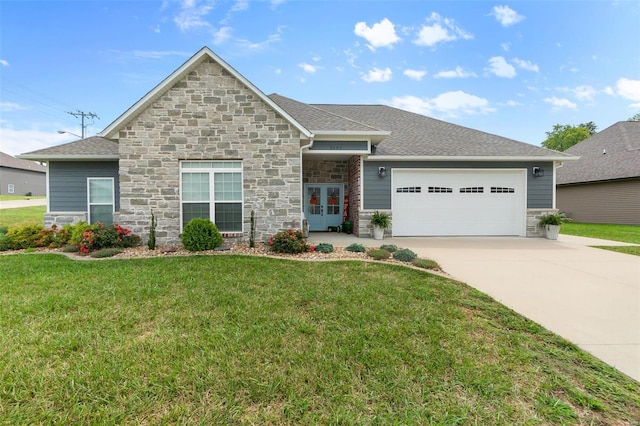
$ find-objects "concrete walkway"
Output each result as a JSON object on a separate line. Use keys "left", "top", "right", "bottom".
{"left": 308, "top": 233, "right": 640, "bottom": 381}
{"left": 0, "top": 198, "right": 47, "bottom": 209}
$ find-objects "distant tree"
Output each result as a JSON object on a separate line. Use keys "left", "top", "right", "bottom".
{"left": 541, "top": 124, "right": 593, "bottom": 151}
{"left": 628, "top": 112, "right": 640, "bottom": 121}
{"left": 579, "top": 121, "right": 597, "bottom": 136}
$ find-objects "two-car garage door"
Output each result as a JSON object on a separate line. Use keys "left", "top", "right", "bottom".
{"left": 392, "top": 169, "right": 526, "bottom": 236}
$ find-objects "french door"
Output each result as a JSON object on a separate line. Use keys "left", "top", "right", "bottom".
{"left": 304, "top": 184, "right": 343, "bottom": 231}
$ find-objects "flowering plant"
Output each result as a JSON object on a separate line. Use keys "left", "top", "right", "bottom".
{"left": 268, "top": 228, "right": 310, "bottom": 254}
{"left": 78, "top": 222, "right": 141, "bottom": 254}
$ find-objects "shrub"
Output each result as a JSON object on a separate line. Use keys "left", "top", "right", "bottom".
{"left": 181, "top": 218, "right": 223, "bottom": 252}
{"left": 346, "top": 243, "right": 366, "bottom": 253}
{"left": 379, "top": 244, "right": 398, "bottom": 253}
{"left": 539, "top": 212, "right": 571, "bottom": 226}
{"left": 148, "top": 211, "right": 157, "bottom": 250}
{"left": 412, "top": 258, "right": 440, "bottom": 270}
{"left": 79, "top": 223, "right": 141, "bottom": 254}
{"left": 393, "top": 248, "right": 417, "bottom": 262}
{"left": 5, "top": 224, "right": 44, "bottom": 250}
{"left": 0, "top": 233, "right": 9, "bottom": 251}
{"left": 90, "top": 248, "right": 123, "bottom": 258}
{"left": 36, "top": 224, "right": 71, "bottom": 249}
{"left": 269, "top": 228, "right": 309, "bottom": 254}
{"left": 62, "top": 244, "right": 80, "bottom": 253}
{"left": 0, "top": 226, "right": 8, "bottom": 235}
{"left": 368, "top": 248, "right": 391, "bottom": 260}
{"left": 315, "top": 243, "right": 334, "bottom": 253}
{"left": 371, "top": 211, "right": 391, "bottom": 229}
{"left": 70, "top": 222, "right": 91, "bottom": 245}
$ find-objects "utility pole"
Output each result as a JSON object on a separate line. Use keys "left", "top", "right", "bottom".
{"left": 66, "top": 110, "right": 99, "bottom": 139}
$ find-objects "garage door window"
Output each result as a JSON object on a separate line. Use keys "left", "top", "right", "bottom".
{"left": 428, "top": 186, "right": 452, "bottom": 193}
{"left": 491, "top": 187, "right": 515, "bottom": 193}
{"left": 396, "top": 186, "right": 422, "bottom": 193}
{"left": 460, "top": 187, "right": 484, "bottom": 193}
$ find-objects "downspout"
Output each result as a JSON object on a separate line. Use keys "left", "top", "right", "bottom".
{"left": 300, "top": 136, "right": 315, "bottom": 233}
{"left": 553, "top": 162, "right": 564, "bottom": 209}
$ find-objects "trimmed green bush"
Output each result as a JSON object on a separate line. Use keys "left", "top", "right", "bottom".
{"left": 69, "top": 221, "right": 91, "bottom": 245}
{"left": 78, "top": 223, "right": 141, "bottom": 253}
{"left": 412, "top": 258, "right": 440, "bottom": 270}
{"left": 90, "top": 248, "right": 124, "bottom": 258}
{"left": 315, "top": 243, "right": 334, "bottom": 253}
{"left": 0, "top": 225, "right": 8, "bottom": 235}
{"left": 268, "top": 229, "right": 309, "bottom": 254}
{"left": 393, "top": 248, "right": 418, "bottom": 262}
{"left": 0, "top": 233, "right": 9, "bottom": 251}
{"left": 379, "top": 244, "right": 398, "bottom": 253}
{"left": 368, "top": 248, "right": 391, "bottom": 260}
{"left": 5, "top": 224, "right": 44, "bottom": 250}
{"left": 346, "top": 243, "right": 366, "bottom": 253}
{"left": 62, "top": 244, "right": 80, "bottom": 253}
{"left": 181, "top": 218, "right": 223, "bottom": 252}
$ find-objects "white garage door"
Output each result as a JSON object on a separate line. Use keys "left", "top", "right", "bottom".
{"left": 392, "top": 169, "right": 526, "bottom": 236}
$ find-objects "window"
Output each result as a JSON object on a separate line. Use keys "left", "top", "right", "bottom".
{"left": 88, "top": 178, "right": 115, "bottom": 225}
{"left": 428, "top": 186, "right": 452, "bottom": 193}
{"left": 460, "top": 187, "right": 484, "bottom": 193}
{"left": 491, "top": 187, "right": 515, "bottom": 193}
{"left": 7, "top": 184, "right": 14, "bottom": 194}
{"left": 181, "top": 161, "right": 243, "bottom": 232}
{"left": 396, "top": 187, "right": 422, "bottom": 193}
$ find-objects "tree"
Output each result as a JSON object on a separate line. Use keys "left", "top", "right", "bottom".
{"left": 628, "top": 112, "right": 640, "bottom": 121}
{"left": 541, "top": 123, "right": 593, "bottom": 151}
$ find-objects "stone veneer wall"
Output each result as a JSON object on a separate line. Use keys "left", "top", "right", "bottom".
{"left": 348, "top": 156, "right": 361, "bottom": 235}
{"left": 117, "top": 57, "right": 302, "bottom": 245}
{"left": 357, "top": 210, "right": 393, "bottom": 238}
{"left": 527, "top": 208, "right": 558, "bottom": 237}
{"left": 302, "top": 159, "right": 348, "bottom": 185}
{"left": 44, "top": 212, "right": 87, "bottom": 229}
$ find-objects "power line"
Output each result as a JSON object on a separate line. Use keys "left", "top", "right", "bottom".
{"left": 66, "top": 110, "right": 99, "bottom": 138}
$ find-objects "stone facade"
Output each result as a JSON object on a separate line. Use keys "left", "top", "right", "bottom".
{"left": 44, "top": 212, "right": 87, "bottom": 229}
{"left": 117, "top": 58, "right": 302, "bottom": 245}
{"left": 302, "top": 159, "right": 348, "bottom": 186}
{"left": 526, "top": 208, "right": 559, "bottom": 237}
{"left": 357, "top": 210, "right": 393, "bottom": 238}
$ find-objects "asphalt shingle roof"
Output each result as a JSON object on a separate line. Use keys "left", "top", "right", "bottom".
{"left": 556, "top": 121, "right": 640, "bottom": 184}
{"left": 312, "top": 103, "right": 571, "bottom": 158}
{"left": 0, "top": 151, "right": 46, "bottom": 173}
{"left": 18, "top": 136, "right": 119, "bottom": 159}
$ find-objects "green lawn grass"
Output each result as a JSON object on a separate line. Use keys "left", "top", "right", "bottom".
{"left": 0, "top": 195, "right": 46, "bottom": 201}
{"left": 560, "top": 222, "right": 640, "bottom": 244}
{"left": 593, "top": 245, "right": 640, "bottom": 257}
{"left": 0, "top": 206, "right": 46, "bottom": 228}
{"left": 1, "top": 254, "right": 637, "bottom": 424}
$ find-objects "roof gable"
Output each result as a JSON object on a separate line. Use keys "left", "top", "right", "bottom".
{"left": 557, "top": 121, "right": 640, "bottom": 184}
{"left": 100, "top": 47, "right": 311, "bottom": 139}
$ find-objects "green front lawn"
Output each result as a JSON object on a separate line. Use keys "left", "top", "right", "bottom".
{"left": 1, "top": 254, "right": 637, "bottom": 424}
{"left": 0, "top": 206, "right": 46, "bottom": 228}
{"left": 560, "top": 222, "right": 640, "bottom": 244}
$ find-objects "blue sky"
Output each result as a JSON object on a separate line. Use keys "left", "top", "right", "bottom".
{"left": 1, "top": 0, "right": 639, "bottom": 157}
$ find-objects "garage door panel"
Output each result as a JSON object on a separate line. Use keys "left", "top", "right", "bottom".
{"left": 392, "top": 169, "right": 526, "bottom": 236}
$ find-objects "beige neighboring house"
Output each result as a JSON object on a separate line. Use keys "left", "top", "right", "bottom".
{"left": 556, "top": 121, "right": 640, "bottom": 224}
{"left": 0, "top": 151, "right": 46, "bottom": 196}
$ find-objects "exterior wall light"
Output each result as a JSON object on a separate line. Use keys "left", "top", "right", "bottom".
{"left": 378, "top": 166, "right": 387, "bottom": 178}
{"left": 532, "top": 166, "right": 544, "bottom": 178}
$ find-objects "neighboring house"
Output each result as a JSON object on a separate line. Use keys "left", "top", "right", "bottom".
{"left": 0, "top": 151, "right": 46, "bottom": 196}
{"left": 19, "top": 47, "right": 575, "bottom": 245}
{"left": 556, "top": 121, "right": 640, "bottom": 224}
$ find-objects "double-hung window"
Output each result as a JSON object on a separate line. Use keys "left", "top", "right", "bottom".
{"left": 181, "top": 161, "right": 243, "bottom": 232}
{"left": 88, "top": 177, "right": 115, "bottom": 225}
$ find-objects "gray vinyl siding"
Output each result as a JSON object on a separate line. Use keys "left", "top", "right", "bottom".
{"left": 557, "top": 178, "right": 640, "bottom": 224}
{"left": 0, "top": 167, "right": 46, "bottom": 196}
{"left": 48, "top": 161, "right": 119, "bottom": 212}
{"left": 363, "top": 161, "right": 553, "bottom": 209}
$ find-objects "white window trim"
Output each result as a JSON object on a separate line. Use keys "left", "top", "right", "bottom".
{"left": 179, "top": 161, "right": 244, "bottom": 233}
{"left": 87, "top": 177, "right": 115, "bottom": 224}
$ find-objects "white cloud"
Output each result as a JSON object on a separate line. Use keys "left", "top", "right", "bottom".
{"left": 274, "top": 68, "right": 282, "bottom": 75}
{"left": 413, "top": 12, "right": 473, "bottom": 47}
{"left": 0, "top": 59, "right": 8, "bottom": 67}
{"left": 362, "top": 67, "right": 392, "bottom": 83}
{"left": 384, "top": 91, "right": 494, "bottom": 118}
{"left": 174, "top": 0, "right": 214, "bottom": 31}
{"left": 573, "top": 85, "right": 597, "bottom": 102}
{"left": 603, "top": 86, "right": 615, "bottom": 96}
{"left": 486, "top": 56, "right": 516, "bottom": 78}
{"left": 213, "top": 27, "right": 232, "bottom": 44}
{"left": 434, "top": 66, "right": 477, "bottom": 79}
{"left": 132, "top": 50, "right": 188, "bottom": 59}
{"left": 616, "top": 78, "right": 640, "bottom": 102}
{"left": 230, "top": 0, "right": 249, "bottom": 12}
{"left": 354, "top": 18, "right": 401, "bottom": 50}
{"left": 0, "top": 102, "right": 26, "bottom": 112}
{"left": 403, "top": 69, "right": 427, "bottom": 81}
{"left": 544, "top": 97, "right": 577, "bottom": 110}
{"left": 236, "top": 30, "right": 282, "bottom": 51}
{"left": 501, "top": 42, "right": 510, "bottom": 52}
{"left": 491, "top": 5, "right": 525, "bottom": 26}
{"left": 299, "top": 62, "right": 318, "bottom": 74}
{"left": 0, "top": 127, "right": 73, "bottom": 157}
{"left": 512, "top": 58, "right": 539, "bottom": 72}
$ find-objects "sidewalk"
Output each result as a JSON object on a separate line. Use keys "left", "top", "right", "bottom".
{"left": 0, "top": 198, "right": 47, "bottom": 209}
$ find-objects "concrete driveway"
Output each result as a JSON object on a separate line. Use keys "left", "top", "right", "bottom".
{"left": 308, "top": 233, "right": 640, "bottom": 381}
{"left": 0, "top": 198, "right": 47, "bottom": 209}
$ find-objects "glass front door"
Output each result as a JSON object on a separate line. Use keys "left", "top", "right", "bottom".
{"left": 305, "top": 184, "right": 343, "bottom": 231}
